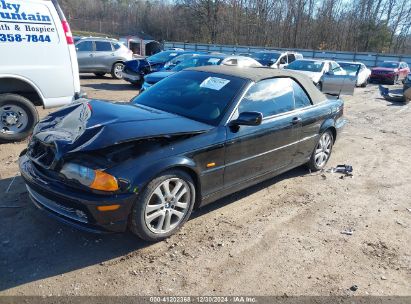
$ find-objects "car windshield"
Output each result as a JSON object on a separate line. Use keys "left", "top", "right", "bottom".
{"left": 171, "top": 57, "right": 223, "bottom": 72}
{"left": 148, "top": 51, "right": 182, "bottom": 62}
{"left": 286, "top": 60, "right": 324, "bottom": 72}
{"left": 379, "top": 62, "right": 399, "bottom": 68}
{"left": 251, "top": 52, "right": 280, "bottom": 62}
{"left": 132, "top": 71, "right": 246, "bottom": 125}
{"left": 338, "top": 63, "right": 360, "bottom": 75}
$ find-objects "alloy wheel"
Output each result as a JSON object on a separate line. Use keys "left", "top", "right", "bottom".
{"left": 144, "top": 178, "right": 191, "bottom": 234}
{"left": 315, "top": 132, "right": 332, "bottom": 167}
{"left": 114, "top": 64, "right": 124, "bottom": 79}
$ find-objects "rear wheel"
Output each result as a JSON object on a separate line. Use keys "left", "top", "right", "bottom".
{"left": 111, "top": 62, "right": 125, "bottom": 79}
{"left": 0, "top": 94, "right": 38, "bottom": 142}
{"left": 308, "top": 130, "right": 334, "bottom": 171}
{"left": 129, "top": 170, "right": 196, "bottom": 241}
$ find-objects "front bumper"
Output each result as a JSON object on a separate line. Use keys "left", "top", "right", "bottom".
{"left": 19, "top": 154, "right": 136, "bottom": 233}
{"left": 370, "top": 73, "right": 395, "bottom": 83}
{"left": 122, "top": 70, "right": 141, "bottom": 84}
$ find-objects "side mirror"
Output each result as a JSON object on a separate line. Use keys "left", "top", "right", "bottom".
{"left": 230, "top": 112, "right": 263, "bottom": 127}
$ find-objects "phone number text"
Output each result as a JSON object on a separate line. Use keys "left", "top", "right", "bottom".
{"left": 0, "top": 34, "right": 51, "bottom": 43}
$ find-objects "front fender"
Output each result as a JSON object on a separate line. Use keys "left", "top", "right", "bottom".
{"left": 130, "top": 156, "right": 200, "bottom": 194}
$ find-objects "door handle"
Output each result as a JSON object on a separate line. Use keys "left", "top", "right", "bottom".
{"left": 292, "top": 117, "right": 302, "bottom": 124}
{"left": 89, "top": 54, "right": 94, "bottom": 57}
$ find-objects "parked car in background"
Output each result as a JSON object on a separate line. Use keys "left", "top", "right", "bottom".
{"left": 75, "top": 37, "right": 133, "bottom": 79}
{"left": 403, "top": 73, "right": 411, "bottom": 92}
{"left": 285, "top": 59, "right": 355, "bottom": 95}
{"left": 20, "top": 65, "right": 346, "bottom": 241}
{"left": 0, "top": 0, "right": 80, "bottom": 142}
{"left": 370, "top": 61, "right": 410, "bottom": 85}
{"left": 142, "top": 54, "right": 262, "bottom": 91}
{"left": 122, "top": 50, "right": 188, "bottom": 88}
{"left": 251, "top": 51, "right": 303, "bottom": 68}
{"left": 337, "top": 61, "right": 371, "bottom": 87}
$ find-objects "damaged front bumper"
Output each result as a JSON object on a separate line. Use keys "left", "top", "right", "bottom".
{"left": 19, "top": 154, "right": 135, "bottom": 233}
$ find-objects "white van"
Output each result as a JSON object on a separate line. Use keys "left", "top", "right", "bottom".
{"left": 0, "top": 0, "right": 80, "bottom": 141}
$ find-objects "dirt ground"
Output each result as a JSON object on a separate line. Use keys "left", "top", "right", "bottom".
{"left": 0, "top": 75, "right": 410, "bottom": 296}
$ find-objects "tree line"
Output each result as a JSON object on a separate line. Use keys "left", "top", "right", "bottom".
{"left": 61, "top": 0, "right": 411, "bottom": 54}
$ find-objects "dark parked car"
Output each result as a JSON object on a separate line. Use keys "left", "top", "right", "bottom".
{"left": 404, "top": 73, "right": 411, "bottom": 92}
{"left": 142, "top": 54, "right": 262, "bottom": 91}
{"left": 370, "top": 61, "right": 410, "bottom": 84}
{"left": 19, "top": 66, "right": 346, "bottom": 241}
{"left": 122, "top": 50, "right": 198, "bottom": 88}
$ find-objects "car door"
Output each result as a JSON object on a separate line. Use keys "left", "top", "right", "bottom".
{"left": 277, "top": 55, "right": 288, "bottom": 68}
{"left": 224, "top": 78, "right": 301, "bottom": 188}
{"left": 291, "top": 79, "right": 328, "bottom": 163}
{"left": 287, "top": 53, "right": 296, "bottom": 66}
{"left": 322, "top": 62, "right": 356, "bottom": 95}
{"left": 75, "top": 40, "right": 95, "bottom": 72}
{"left": 93, "top": 41, "right": 115, "bottom": 72}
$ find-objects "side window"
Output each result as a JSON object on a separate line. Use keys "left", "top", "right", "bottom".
{"left": 287, "top": 54, "right": 296, "bottom": 63}
{"left": 239, "top": 78, "right": 295, "bottom": 117}
{"left": 112, "top": 43, "right": 121, "bottom": 50}
{"left": 331, "top": 61, "right": 339, "bottom": 71}
{"left": 279, "top": 56, "right": 287, "bottom": 64}
{"left": 225, "top": 59, "right": 238, "bottom": 66}
{"left": 292, "top": 80, "right": 311, "bottom": 109}
{"left": 95, "top": 41, "right": 113, "bottom": 52}
{"left": 76, "top": 41, "right": 93, "bottom": 52}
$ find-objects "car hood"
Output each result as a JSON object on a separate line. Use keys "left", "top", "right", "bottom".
{"left": 32, "top": 100, "right": 212, "bottom": 159}
{"left": 372, "top": 67, "right": 396, "bottom": 73}
{"left": 290, "top": 70, "right": 322, "bottom": 82}
{"left": 145, "top": 71, "right": 176, "bottom": 84}
{"left": 124, "top": 59, "right": 165, "bottom": 73}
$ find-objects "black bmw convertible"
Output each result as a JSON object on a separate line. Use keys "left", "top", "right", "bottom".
{"left": 19, "top": 66, "right": 346, "bottom": 241}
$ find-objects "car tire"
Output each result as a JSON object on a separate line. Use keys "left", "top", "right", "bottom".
{"left": 361, "top": 78, "right": 368, "bottom": 88}
{"left": 129, "top": 169, "right": 196, "bottom": 242}
{"left": 391, "top": 75, "right": 398, "bottom": 85}
{"left": 307, "top": 130, "right": 334, "bottom": 171}
{"left": 316, "top": 82, "right": 323, "bottom": 91}
{"left": 94, "top": 72, "right": 106, "bottom": 77}
{"left": 111, "top": 62, "right": 125, "bottom": 79}
{"left": 0, "top": 94, "right": 38, "bottom": 142}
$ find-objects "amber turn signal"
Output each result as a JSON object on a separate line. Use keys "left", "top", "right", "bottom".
{"left": 97, "top": 205, "right": 120, "bottom": 212}
{"left": 90, "top": 170, "right": 119, "bottom": 192}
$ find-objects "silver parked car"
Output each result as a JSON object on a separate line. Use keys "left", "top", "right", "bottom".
{"left": 75, "top": 37, "right": 133, "bottom": 79}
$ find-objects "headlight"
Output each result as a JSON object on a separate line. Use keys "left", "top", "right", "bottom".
{"left": 61, "top": 163, "right": 119, "bottom": 192}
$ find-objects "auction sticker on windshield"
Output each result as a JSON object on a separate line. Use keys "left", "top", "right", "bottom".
{"left": 0, "top": 0, "right": 58, "bottom": 44}
{"left": 200, "top": 77, "right": 230, "bottom": 90}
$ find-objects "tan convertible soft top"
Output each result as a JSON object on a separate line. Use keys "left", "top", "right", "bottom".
{"left": 188, "top": 65, "right": 328, "bottom": 104}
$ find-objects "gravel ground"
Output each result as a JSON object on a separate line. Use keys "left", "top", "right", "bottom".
{"left": 0, "top": 75, "right": 410, "bottom": 296}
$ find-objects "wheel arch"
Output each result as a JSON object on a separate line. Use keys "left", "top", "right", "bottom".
{"left": 132, "top": 157, "right": 203, "bottom": 209}
{"left": 0, "top": 75, "right": 44, "bottom": 107}
{"left": 319, "top": 119, "right": 337, "bottom": 142}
